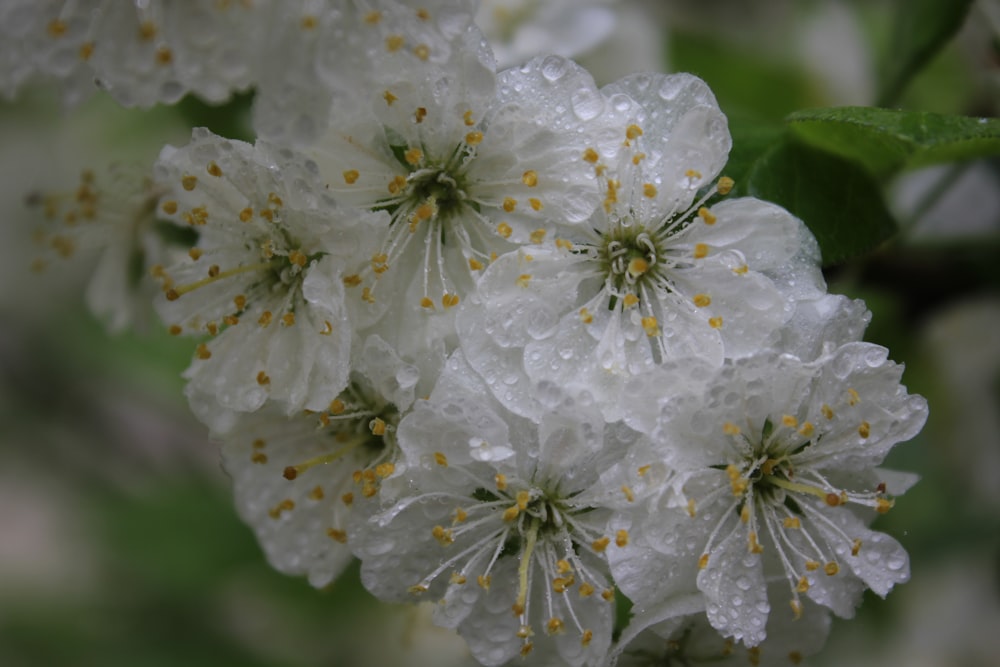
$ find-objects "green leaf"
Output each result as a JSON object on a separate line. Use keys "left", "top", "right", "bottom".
{"left": 787, "top": 107, "right": 1000, "bottom": 179}
{"left": 744, "top": 138, "right": 899, "bottom": 266}
{"left": 878, "top": 0, "right": 975, "bottom": 106}
{"left": 724, "top": 114, "right": 786, "bottom": 192}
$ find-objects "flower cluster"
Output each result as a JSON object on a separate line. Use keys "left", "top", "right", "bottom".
{"left": 18, "top": 2, "right": 927, "bottom": 666}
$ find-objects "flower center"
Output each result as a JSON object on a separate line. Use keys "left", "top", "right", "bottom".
{"left": 598, "top": 223, "right": 664, "bottom": 296}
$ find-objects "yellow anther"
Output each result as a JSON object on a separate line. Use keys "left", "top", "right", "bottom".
{"left": 782, "top": 414, "right": 799, "bottom": 428}
{"left": 47, "top": 19, "right": 68, "bottom": 37}
{"left": 520, "top": 643, "right": 534, "bottom": 658}
{"left": 434, "top": 452, "right": 448, "bottom": 466}
{"left": 207, "top": 322, "right": 220, "bottom": 336}
{"left": 256, "top": 371, "right": 270, "bottom": 386}
{"left": 852, "top": 538, "right": 862, "bottom": 556}
{"left": 516, "top": 626, "right": 533, "bottom": 639}
{"left": 138, "top": 20, "right": 157, "bottom": 41}
{"left": 521, "top": 170, "right": 538, "bottom": 187}
{"left": 327, "top": 528, "right": 347, "bottom": 543}
{"left": 641, "top": 316, "right": 659, "bottom": 337}
{"left": 364, "top": 10, "right": 382, "bottom": 23}
{"left": 621, "top": 485, "right": 635, "bottom": 502}
{"left": 847, "top": 388, "right": 860, "bottom": 405}
{"left": 825, "top": 492, "right": 843, "bottom": 507}
{"left": 196, "top": 343, "right": 212, "bottom": 360}
{"left": 468, "top": 257, "right": 484, "bottom": 271}
{"left": 583, "top": 148, "right": 600, "bottom": 163}
{"left": 799, "top": 421, "right": 815, "bottom": 437}
{"left": 581, "top": 630, "right": 593, "bottom": 647}
{"left": 789, "top": 599, "right": 803, "bottom": 620}
{"left": 822, "top": 404, "right": 834, "bottom": 420}
{"left": 449, "top": 572, "right": 467, "bottom": 585}
{"left": 717, "top": 176, "right": 735, "bottom": 194}
{"left": 528, "top": 197, "right": 542, "bottom": 211}
{"left": 693, "top": 243, "right": 709, "bottom": 259}
{"left": 168, "top": 325, "right": 182, "bottom": 336}
{"left": 693, "top": 293, "right": 712, "bottom": 308}
{"left": 207, "top": 265, "right": 220, "bottom": 278}
{"left": 502, "top": 197, "right": 517, "bottom": 212}
{"left": 546, "top": 618, "right": 565, "bottom": 635}
{"left": 442, "top": 293, "right": 460, "bottom": 309}
{"left": 341, "top": 492, "right": 353, "bottom": 506}
{"left": 301, "top": 15, "right": 318, "bottom": 29}
{"left": 740, "top": 504, "right": 751, "bottom": 523}
{"left": 383, "top": 90, "right": 398, "bottom": 106}
{"left": 188, "top": 248, "right": 203, "bottom": 261}
{"left": 796, "top": 576, "right": 810, "bottom": 593}
{"left": 615, "top": 529, "right": 629, "bottom": 547}
{"left": 385, "top": 34, "right": 404, "bottom": 52}
{"left": 268, "top": 499, "right": 295, "bottom": 519}
{"left": 632, "top": 152, "right": 646, "bottom": 165}
{"left": 181, "top": 175, "right": 197, "bottom": 191}
{"left": 643, "top": 183, "right": 657, "bottom": 198}
{"left": 516, "top": 274, "right": 532, "bottom": 288}
{"left": 251, "top": 451, "right": 267, "bottom": 464}
{"left": 497, "top": 222, "right": 513, "bottom": 238}
{"left": 432, "top": 525, "right": 454, "bottom": 545}
{"left": 748, "top": 531, "right": 764, "bottom": 554}
{"left": 408, "top": 585, "right": 428, "bottom": 595}
{"left": 328, "top": 398, "right": 345, "bottom": 415}
{"left": 858, "top": 421, "right": 870, "bottom": 439}
{"left": 698, "top": 553, "right": 710, "bottom": 569}
{"left": 155, "top": 46, "right": 173, "bottom": 66}
{"left": 413, "top": 107, "right": 428, "bottom": 123}
{"left": 592, "top": 537, "right": 610, "bottom": 552}
{"left": 388, "top": 174, "right": 407, "bottom": 193}
{"left": 556, "top": 559, "right": 572, "bottom": 574}
{"left": 403, "top": 148, "right": 423, "bottom": 166}
{"left": 686, "top": 498, "right": 697, "bottom": 517}
{"left": 516, "top": 490, "right": 531, "bottom": 510}
{"left": 685, "top": 169, "right": 703, "bottom": 181}
{"left": 79, "top": 41, "right": 94, "bottom": 61}
{"left": 824, "top": 562, "right": 839, "bottom": 576}
{"left": 626, "top": 124, "right": 643, "bottom": 140}
{"left": 578, "top": 582, "right": 595, "bottom": 598}
{"left": 709, "top": 316, "right": 723, "bottom": 329}
{"left": 723, "top": 424, "right": 741, "bottom": 438}
{"left": 319, "top": 320, "right": 333, "bottom": 335}
{"left": 579, "top": 307, "right": 593, "bottom": 324}
{"left": 203, "top": 162, "right": 222, "bottom": 179}
{"left": 342, "top": 169, "right": 360, "bottom": 185}
{"left": 465, "top": 131, "right": 483, "bottom": 146}
{"left": 698, "top": 207, "right": 717, "bottom": 225}
{"left": 601, "top": 589, "right": 615, "bottom": 602}
{"left": 258, "top": 310, "right": 273, "bottom": 327}
{"left": 453, "top": 508, "right": 468, "bottom": 523}
{"left": 413, "top": 44, "right": 430, "bottom": 60}
{"left": 733, "top": 264, "right": 749, "bottom": 275}
{"left": 375, "top": 462, "right": 395, "bottom": 478}
{"left": 161, "top": 200, "right": 178, "bottom": 215}
{"left": 370, "top": 417, "right": 387, "bottom": 436}
{"left": 420, "top": 296, "right": 435, "bottom": 310}
{"left": 876, "top": 497, "right": 894, "bottom": 514}
{"left": 805, "top": 560, "right": 821, "bottom": 571}
{"left": 477, "top": 575, "right": 491, "bottom": 590}
{"left": 627, "top": 257, "right": 649, "bottom": 277}
{"left": 552, "top": 576, "right": 574, "bottom": 593}
{"left": 526, "top": 229, "right": 546, "bottom": 245}
{"left": 783, "top": 517, "right": 801, "bottom": 529}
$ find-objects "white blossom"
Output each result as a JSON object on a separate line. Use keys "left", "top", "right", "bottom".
{"left": 458, "top": 72, "right": 824, "bottom": 421}
{"left": 609, "top": 345, "right": 927, "bottom": 647}
{"left": 153, "top": 128, "right": 388, "bottom": 431}
{"left": 352, "top": 352, "right": 658, "bottom": 667}
{"left": 220, "top": 334, "right": 422, "bottom": 587}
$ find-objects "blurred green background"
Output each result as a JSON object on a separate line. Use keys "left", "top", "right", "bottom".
{"left": 1, "top": 1, "right": 998, "bottom": 665}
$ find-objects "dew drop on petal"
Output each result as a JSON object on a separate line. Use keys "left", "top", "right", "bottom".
{"left": 541, "top": 55, "right": 568, "bottom": 81}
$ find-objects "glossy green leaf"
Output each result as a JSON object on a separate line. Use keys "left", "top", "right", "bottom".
{"left": 745, "top": 138, "right": 899, "bottom": 266}
{"left": 878, "top": 0, "right": 974, "bottom": 106}
{"left": 787, "top": 107, "right": 1000, "bottom": 179}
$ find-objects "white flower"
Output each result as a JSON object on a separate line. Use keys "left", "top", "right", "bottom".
{"left": 1, "top": 0, "right": 267, "bottom": 107}
{"left": 613, "top": 584, "right": 831, "bottom": 667}
{"left": 153, "top": 128, "right": 389, "bottom": 430}
{"left": 458, "top": 72, "right": 824, "bottom": 421}
{"left": 352, "top": 352, "right": 657, "bottom": 667}
{"left": 609, "top": 344, "right": 927, "bottom": 647}
{"left": 220, "top": 335, "right": 421, "bottom": 588}
{"left": 27, "top": 163, "right": 168, "bottom": 333}
{"left": 286, "top": 24, "right": 617, "bottom": 321}
{"left": 475, "top": 0, "right": 617, "bottom": 70}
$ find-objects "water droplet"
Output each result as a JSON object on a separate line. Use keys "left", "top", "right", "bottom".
{"left": 540, "top": 55, "right": 568, "bottom": 81}
{"left": 571, "top": 87, "right": 603, "bottom": 121}
{"left": 735, "top": 576, "right": 751, "bottom": 591}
